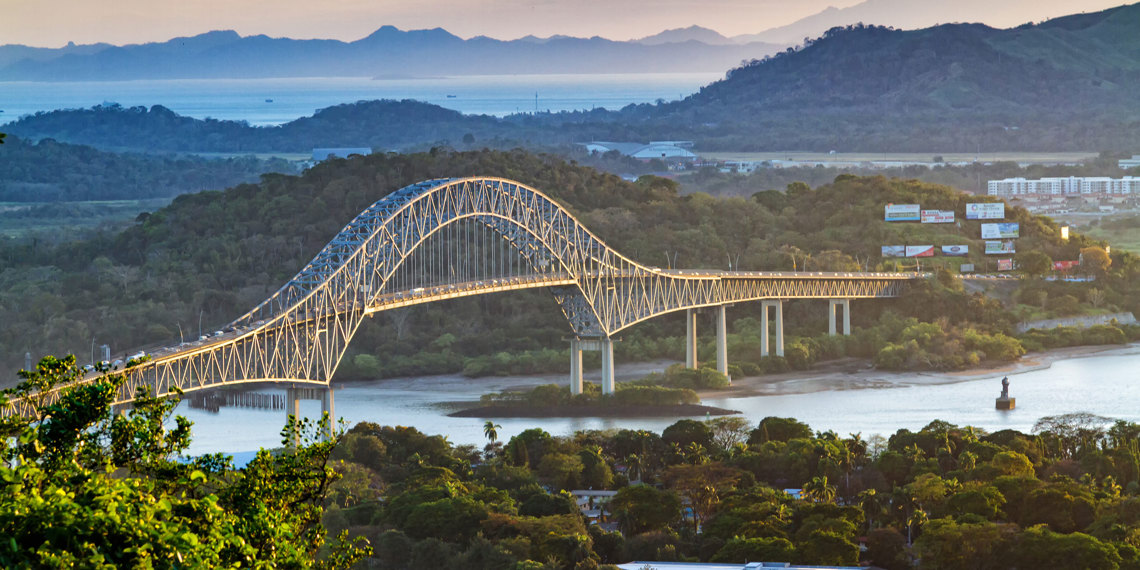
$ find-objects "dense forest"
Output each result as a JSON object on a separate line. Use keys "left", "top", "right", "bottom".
{"left": 1, "top": 148, "right": 1138, "bottom": 383}
{"left": 0, "top": 134, "right": 295, "bottom": 201}
{"left": 7, "top": 5, "right": 1140, "bottom": 153}
{"left": 323, "top": 411, "right": 1140, "bottom": 569}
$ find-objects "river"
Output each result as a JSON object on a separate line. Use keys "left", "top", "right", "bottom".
{"left": 175, "top": 345, "right": 1140, "bottom": 457}
{"left": 0, "top": 73, "right": 720, "bottom": 127}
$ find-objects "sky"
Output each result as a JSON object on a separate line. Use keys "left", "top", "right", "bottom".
{"left": 0, "top": 0, "right": 1129, "bottom": 47}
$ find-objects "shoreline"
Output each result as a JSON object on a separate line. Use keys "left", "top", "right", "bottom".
{"left": 700, "top": 343, "right": 1140, "bottom": 400}
{"left": 329, "top": 343, "right": 1140, "bottom": 400}
{"left": 448, "top": 403, "right": 740, "bottom": 418}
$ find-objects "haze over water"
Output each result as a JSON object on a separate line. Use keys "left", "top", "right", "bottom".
{"left": 0, "top": 73, "right": 720, "bottom": 127}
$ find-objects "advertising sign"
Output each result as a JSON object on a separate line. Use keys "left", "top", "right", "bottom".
{"left": 1053, "top": 260, "right": 1079, "bottom": 271}
{"left": 881, "top": 245, "right": 906, "bottom": 258}
{"left": 960, "top": 264, "right": 975, "bottom": 273}
{"left": 921, "top": 210, "right": 955, "bottom": 224}
{"left": 885, "top": 204, "right": 921, "bottom": 222}
{"left": 997, "top": 259, "right": 1014, "bottom": 271}
{"left": 906, "top": 245, "right": 935, "bottom": 258}
{"left": 981, "top": 223, "right": 1020, "bottom": 239}
{"left": 942, "top": 245, "right": 969, "bottom": 257}
{"left": 985, "top": 240, "right": 1015, "bottom": 255}
{"left": 966, "top": 203, "right": 1005, "bottom": 220}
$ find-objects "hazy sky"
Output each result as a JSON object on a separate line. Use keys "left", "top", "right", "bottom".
{"left": 1, "top": 0, "right": 1129, "bottom": 47}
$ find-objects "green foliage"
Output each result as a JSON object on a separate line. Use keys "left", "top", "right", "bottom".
{"left": 749, "top": 417, "right": 814, "bottom": 444}
{"left": 610, "top": 485, "right": 683, "bottom": 535}
{"left": 0, "top": 355, "right": 369, "bottom": 568}
{"left": 711, "top": 536, "right": 796, "bottom": 562}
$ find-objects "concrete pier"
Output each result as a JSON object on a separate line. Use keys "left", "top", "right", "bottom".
{"left": 761, "top": 300, "right": 784, "bottom": 357}
{"left": 685, "top": 309, "right": 698, "bottom": 369}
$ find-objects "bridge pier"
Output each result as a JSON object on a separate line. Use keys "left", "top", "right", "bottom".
{"left": 285, "top": 385, "right": 337, "bottom": 443}
{"left": 828, "top": 299, "right": 851, "bottom": 336}
{"left": 569, "top": 337, "right": 616, "bottom": 395}
{"left": 600, "top": 338, "right": 615, "bottom": 395}
{"left": 685, "top": 309, "right": 698, "bottom": 369}
{"left": 761, "top": 300, "right": 785, "bottom": 357}
{"left": 286, "top": 386, "right": 302, "bottom": 447}
{"left": 321, "top": 387, "right": 336, "bottom": 442}
{"left": 716, "top": 305, "right": 729, "bottom": 383}
{"left": 570, "top": 339, "right": 584, "bottom": 395}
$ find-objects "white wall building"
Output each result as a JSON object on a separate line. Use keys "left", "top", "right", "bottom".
{"left": 1120, "top": 156, "right": 1140, "bottom": 169}
{"left": 988, "top": 176, "right": 1140, "bottom": 198}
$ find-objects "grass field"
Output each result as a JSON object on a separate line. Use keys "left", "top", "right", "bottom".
{"left": 0, "top": 198, "right": 172, "bottom": 239}
{"left": 700, "top": 151, "right": 1097, "bottom": 165}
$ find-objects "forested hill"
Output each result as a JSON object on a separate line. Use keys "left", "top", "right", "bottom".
{"left": 2, "top": 101, "right": 525, "bottom": 153}
{"left": 627, "top": 3, "right": 1140, "bottom": 151}
{"left": 0, "top": 135, "right": 295, "bottom": 201}
{"left": 2, "top": 149, "right": 1133, "bottom": 380}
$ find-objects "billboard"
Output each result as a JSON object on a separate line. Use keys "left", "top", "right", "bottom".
{"left": 960, "top": 264, "right": 975, "bottom": 273}
{"left": 981, "top": 223, "right": 1020, "bottom": 239}
{"left": 1053, "top": 260, "right": 1079, "bottom": 271}
{"left": 997, "top": 259, "right": 1014, "bottom": 271}
{"left": 942, "top": 245, "right": 969, "bottom": 257}
{"left": 985, "top": 240, "right": 1016, "bottom": 255}
{"left": 906, "top": 245, "right": 935, "bottom": 258}
{"left": 921, "top": 210, "right": 955, "bottom": 224}
{"left": 881, "top": 245, "right": 906, "bottom": 258}
{"left": 885, "top": 204, "right": 921, "bottom": 222}
{"left": 966, "top": 203, "right": 1005, "bottom": 220}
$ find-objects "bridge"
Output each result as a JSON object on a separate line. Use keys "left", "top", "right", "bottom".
{"left": 4, "top": 177, "right": 920, "bottom": 421}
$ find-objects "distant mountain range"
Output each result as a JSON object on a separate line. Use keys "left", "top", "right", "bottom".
{"left": 0, "top": 27, "right": 782, "bottom": 81}
{"left": 7, "top": 3, "right": 1140, "bottom": 153}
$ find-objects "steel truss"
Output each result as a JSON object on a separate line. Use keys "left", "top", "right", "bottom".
{"left": 2, "top": 177, "right": 917, "bottom": 417}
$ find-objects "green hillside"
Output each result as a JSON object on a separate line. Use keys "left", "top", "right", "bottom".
{"left": 0, "top": 150, "right": 1135, "bottom": 379}
{"left": 627, "top": 3, "right": 1140, "bottom": 151}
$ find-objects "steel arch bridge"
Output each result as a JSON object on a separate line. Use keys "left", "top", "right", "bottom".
{"left": 4, "top": 177, "right": 919, "bottom": 417}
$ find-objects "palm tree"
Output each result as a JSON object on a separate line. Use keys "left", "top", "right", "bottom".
{"left": 907, "top": 508, "right": 928, "bottom": 545}
{"left": 959, "top": 450, "right": 978, "bottom": 472}
{"left": 802, "top": 476, "right": 836, "bottom": 504}
{"left": 858, "top": 488, "right": 882, "bottom": 531}
{"left": 685, "top": 442, "right": 710, "bottom": 465}
{"left": 726, "top": 442, "right": 748, "bottom": 460}
{"left": 483, "top": 421, "right": 502, "bottom": 444}
{"left": 625, "top": 453, "right": 643, "bottom": 482}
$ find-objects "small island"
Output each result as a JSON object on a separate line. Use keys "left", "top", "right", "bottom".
{"left": 450, "top": 364, "right": 741, "bottom": 418}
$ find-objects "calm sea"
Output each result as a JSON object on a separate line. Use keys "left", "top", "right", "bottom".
{"left": 178, "top": 347, "right": 1140, "bottom": 456}
{"left": 0, "top": 73, "right": 721, "bottom": 127}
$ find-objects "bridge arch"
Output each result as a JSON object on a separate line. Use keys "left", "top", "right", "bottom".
{"left": 5, "top": 177, "right": 914, "bottom": 414}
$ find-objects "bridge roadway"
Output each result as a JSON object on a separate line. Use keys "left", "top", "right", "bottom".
{"left": 3, "top": 177, "right": 922, "bottom": 421}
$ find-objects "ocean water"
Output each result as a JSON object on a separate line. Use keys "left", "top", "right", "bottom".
{"left": 177, "top": 347, "right": 1140, "bottom": 456}
{"left": 0, "top": 73, "right": 721, "bottom": 127}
